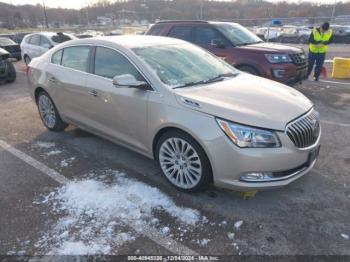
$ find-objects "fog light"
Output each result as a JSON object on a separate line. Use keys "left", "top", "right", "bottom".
{"left": 240, "top": 172, "right": 274, "bottom": 182}
{"left": 272, "top": 69, "right": 286, "bottom": 78}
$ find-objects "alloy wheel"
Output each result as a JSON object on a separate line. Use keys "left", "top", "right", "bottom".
{"left": 38, "top": 94, "right": 56, "bottom": 128}
{"left": 159, "top": 138, "right": 202, "bottom": 189}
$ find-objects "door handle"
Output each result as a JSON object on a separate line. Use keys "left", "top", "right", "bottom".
{"left": 88, "top": 89, "right": 98, "bottom": 97}
{"left": 48, "top": 77, "right": 57, "bottom": 84}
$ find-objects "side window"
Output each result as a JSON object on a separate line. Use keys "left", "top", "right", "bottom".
{"left": 61, "top": 46, "right": 90, "bottom": 72}
{"left": 94, "top": 47, "right": 144, "bottom": 81}
{"left": 147, "top": 24, "right": 165, "bottom": 36}
{"left": 51, "top": 49, "right": 63, "bottom": 65}
{"left": 25, "top": 36, "right": 31, "bottom": 44}
{"left": 194, "top": 27, "right": 226, "bottom": 45}
{"left": 29, "top": 35, "right": 40, "bottom": 45}
{"left": 40, "top": 36, "right": 51, "bottom": 48}
{"left": 168, "top": 26, "right": 193, "bottom": 42}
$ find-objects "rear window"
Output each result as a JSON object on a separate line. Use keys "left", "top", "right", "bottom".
{"left": 51, "top": 33, "right": 72, "bottom": 44}
{"left": 61, "top": 46, "right": 91, "bottom": 72}
{"left": 147, "top": 24, "right": 165, "bottom": 36}
{"left": 51, "top": 49, "right": 63, "bottom": 65}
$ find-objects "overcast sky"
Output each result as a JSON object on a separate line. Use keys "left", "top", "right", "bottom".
{"left": 0, "top": 0, "right": 342, "bottom": 10}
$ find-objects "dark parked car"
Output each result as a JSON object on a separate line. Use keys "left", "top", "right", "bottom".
{"left": 0, "top": 37, "right": 21, "bottom": 60}
{"left": 332, "top": 25, "right": 350, "bottom": 44}
{"left": 147, "top": 21, "right": 307, "bottom": 85}
{"left": 0, "top": 47, "right": 16, "bottom": 84}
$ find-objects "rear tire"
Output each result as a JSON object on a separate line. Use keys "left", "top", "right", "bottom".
{"left": 156, "top": 130, "right": 212, "bottom": 193}
{"left": 37, "top": 91, "right": 68, "bottom": 132}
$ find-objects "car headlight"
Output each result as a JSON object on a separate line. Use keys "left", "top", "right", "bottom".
{"left": 216, "top": 119, "right": 281, "bottom": 148}
{"left": 264, "top": 54, "right": 292, "bottom": 64}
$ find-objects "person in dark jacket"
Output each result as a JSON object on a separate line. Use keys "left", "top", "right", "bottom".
{"left": 306, "top": 22, "right": 333, "bottom": 81}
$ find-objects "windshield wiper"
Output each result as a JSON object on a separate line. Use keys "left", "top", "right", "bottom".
{"left": 173, "top": 72, "right": 237, "bottom": 89}
{"left": 205, "top": 72, "right": 237, "bottom": 84}
{"left": 173, "top": 80, "right": 208, "bottom": 89}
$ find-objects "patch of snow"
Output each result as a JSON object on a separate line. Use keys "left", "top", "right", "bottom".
{"left": 46, "top": 150, "right": 62, "bottom": 156}
{"left": 197, "top": 238, "right": 210, "bottom": 246}
{"left": 60, "top": 157, "right": 76, "bottom": 168}
{"left": 234, "top": 220, "right": 243, "bottom": 229}
{"left": 35, "top": 171, "right": 201, "bottom": 254}
{"left": 227, "top": 232, "right": 235, "bottom": 240}
{"left": 341, "top": 233, "right": 349, "bottom": 240}
{"left": 161, "top": 227, "right": 170, "bottom": 235}
{"left": 36, "top": 141, "right": 55, "bottom": 149}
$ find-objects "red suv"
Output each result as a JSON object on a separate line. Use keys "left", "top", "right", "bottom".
{"left": 146, "top": 21, "right": 307, "bottom": 85}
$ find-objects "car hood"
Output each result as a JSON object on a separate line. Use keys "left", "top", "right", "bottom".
{"left": 239, "top": 42, "right": 303, "bottom": 54}
{"left": 174, "top": 74, "right": 313, "bottom": 131}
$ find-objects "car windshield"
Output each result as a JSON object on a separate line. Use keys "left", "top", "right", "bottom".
{"left": 0, "top": 38, "right": 16, "bottom": 46}
{"left": 133, "top": 43, "right": 238, "bottom": 88}
{"left": 215, "top": 23, "right": 262, "bottom": 46}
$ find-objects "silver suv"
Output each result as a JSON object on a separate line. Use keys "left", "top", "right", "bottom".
{"left": 27, "top": 36, "right": 321, "bottom": 193}
{"left": 21, "top": 32, "right": 76, "bottom": 64}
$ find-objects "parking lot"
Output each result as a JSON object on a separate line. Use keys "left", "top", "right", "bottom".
{"left": 0, "top": 44, "right": 349, "bottom": 258}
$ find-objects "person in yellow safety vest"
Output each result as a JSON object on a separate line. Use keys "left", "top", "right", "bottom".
{"left": 306, "top": 22, "right": 333, "bottom": 81}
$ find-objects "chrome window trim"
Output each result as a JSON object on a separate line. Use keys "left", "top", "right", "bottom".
{"left": 49, "top": 43, "right": 158, "bottom": 93}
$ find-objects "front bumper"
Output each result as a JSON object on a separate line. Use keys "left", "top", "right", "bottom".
{"left": 259, "top": 56, "right": 307, "bottom": 86}
{"left": 205, "top": 128, "right": 321, "bottom": 192}
{"left": 269, "top": 63, "right": 307, "bottom": 86}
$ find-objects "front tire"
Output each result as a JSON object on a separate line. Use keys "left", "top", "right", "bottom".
{"left": 37, "top": 91, "right": 68, "bottom": 132}
{"left": 156, "top": 130, "right": 211, "bottom": 193}
{"left": 24, "top": 55, "right": 31, "bottom": 65}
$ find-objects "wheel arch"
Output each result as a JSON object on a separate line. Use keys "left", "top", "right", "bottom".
{"left": 34, "top": 86, "right": 46, "bottom": 103}
{"left": 235, "top": 63, "right": 262, "bottom": 76}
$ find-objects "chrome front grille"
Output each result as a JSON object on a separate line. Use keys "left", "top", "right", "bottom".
{"left": 286, "top": 109, "right": 320, "bottom": 148}
{"left": 289, "top": 53, "right": 307, "bottom": 65}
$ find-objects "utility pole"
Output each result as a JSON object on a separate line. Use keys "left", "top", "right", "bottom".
{"left": 331, "top": 0, "right": 336, "bottom": 22}
{"left": 85, "top": 0, "right": 90, "bottom": 26}
{"left": 42, "top": 0, "right": 49, "bottom": 28}
{"left": 200, "top": 0, "right": 203, "bottom": 20}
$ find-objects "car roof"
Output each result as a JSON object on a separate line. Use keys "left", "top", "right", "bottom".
{"left": 27, "top": 32, "right": 56, "bottom": 37}
{"left": 155, "top": 20, "right": 241, "bottom": 27}
{"left": 60, "top": 35, "right": 187, "bottom": 49}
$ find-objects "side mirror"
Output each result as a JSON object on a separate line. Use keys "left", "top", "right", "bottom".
{"left": 112, "top": 74, "right": 149, "bottom": 90}
{"left": 211, "top": 39, "right": 226, "bottom": 48}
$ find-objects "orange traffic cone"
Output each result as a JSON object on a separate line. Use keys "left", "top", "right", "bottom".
{"left": 320, "top": 66, "right": 327, "bottom": 78}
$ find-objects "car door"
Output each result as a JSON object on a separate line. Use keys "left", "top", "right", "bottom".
{"left": 47, "top": 45, "right": 91, "bottom": 124}
{"left": 84, "top": 46, "right": 150, "bottom": 152}
{"left": 193, "top": 26, "right": 231, "bottom": 62}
